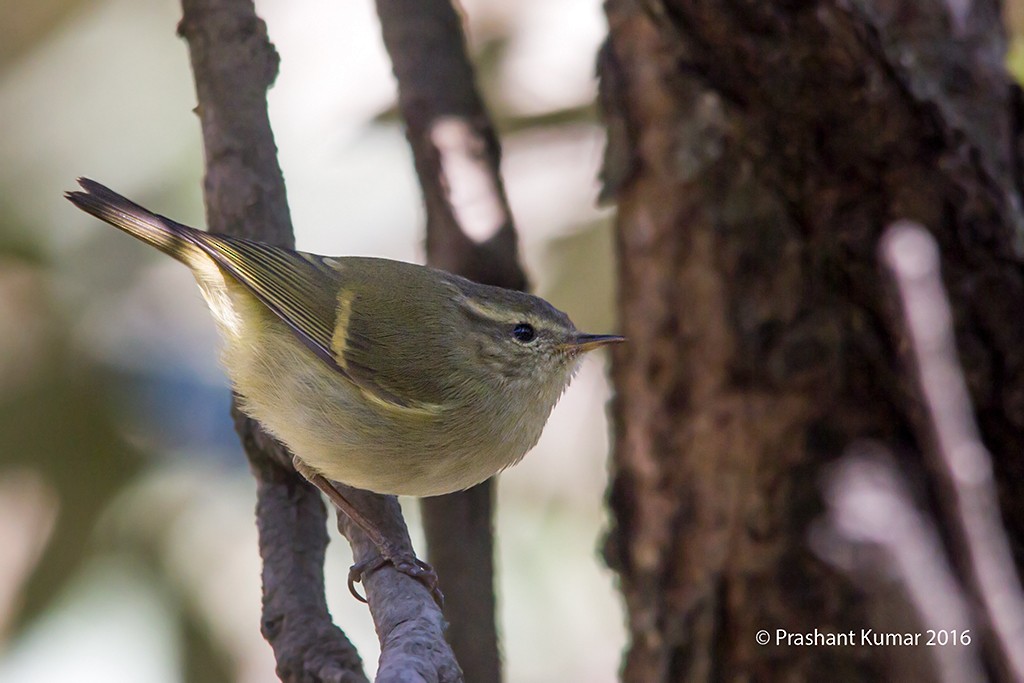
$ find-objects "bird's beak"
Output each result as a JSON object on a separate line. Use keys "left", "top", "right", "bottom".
{"left": 563, "top": 333, "right": 626, "bottom": 353}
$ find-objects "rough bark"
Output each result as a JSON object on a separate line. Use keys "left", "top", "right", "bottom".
{"left": 179, "top": 0, "right": 456, "bottom": 679}
{"left": 600, "top": 0, "right": 1024, "bottom": 679}
{"left": 375, "top": 0, "right": 528, "bottom": 680}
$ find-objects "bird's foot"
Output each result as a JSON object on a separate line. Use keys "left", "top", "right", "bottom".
{"left": 348, "top": 548, "right": 444, "bottom": 608}
{"left": 289, "top": 456, "right": 444, "bottom": 608}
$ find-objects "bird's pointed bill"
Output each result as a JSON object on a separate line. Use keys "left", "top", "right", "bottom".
{"left": 563, "top": 333, "right": 625, "bottom": 353}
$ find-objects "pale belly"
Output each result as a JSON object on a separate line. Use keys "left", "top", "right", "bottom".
{"left": 218, "top": 289, "right": 544, "bottom": 496}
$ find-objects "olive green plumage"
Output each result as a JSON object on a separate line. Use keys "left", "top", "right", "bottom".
{"left": 66, "top": 178, "right": 621, "bottom": 496}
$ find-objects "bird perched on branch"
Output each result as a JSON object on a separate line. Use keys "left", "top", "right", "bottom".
{"left": 67, "top": 178, "right": 623, "bottom": 603}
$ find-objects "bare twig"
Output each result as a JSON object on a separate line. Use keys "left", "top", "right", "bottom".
{"left": 822, "top": 446, "right": 985, "bottom": 683}
{"left": 881, "top": 221, "right": 1024, "bottom": 682}
{"left": 335, "top": 490, "right": 462, "bottom": 683}
{"left": 179, "top": 0, "right": 454, "bottom": 679}
{"left": 374, "top": 0, "right": 528, "bottom": 679}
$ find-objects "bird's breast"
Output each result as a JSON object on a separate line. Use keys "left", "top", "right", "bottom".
{"left": 207, "top": 287, "right": 561, "bottom": 496}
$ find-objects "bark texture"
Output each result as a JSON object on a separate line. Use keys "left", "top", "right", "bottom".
{"left": 600, "top": 0, "right": 1024, "bottom": 679}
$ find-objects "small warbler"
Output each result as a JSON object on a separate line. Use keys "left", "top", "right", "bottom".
{"left": 66, "top": 178, "right": 623, "bottom": 601}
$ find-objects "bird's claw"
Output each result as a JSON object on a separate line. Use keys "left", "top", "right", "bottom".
{"left": 348, "top": 553, "right": 444, "bottom": 608}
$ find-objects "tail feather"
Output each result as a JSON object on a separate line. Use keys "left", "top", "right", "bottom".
{"left": 65, "top": 178, "right": 204, "bottom": 263}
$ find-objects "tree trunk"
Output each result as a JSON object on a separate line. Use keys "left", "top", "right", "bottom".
{"left": 600, "top": 1, "right": 1024, "bottom": 679}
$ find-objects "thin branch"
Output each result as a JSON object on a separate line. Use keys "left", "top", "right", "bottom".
{"left": 334, "top": 491, "right": 462, "bottom": 683}
{"left": 178, "top": 0, "right": 453, "bottom": 679}
{"left": 374, "top": 0, "right": 529, "bottom": 679}
{"left": 375, "top": 0, "right": 526, "bottom": 290}
{"left": 822, "top": 446, "right": 985, "bottom": 683}
{"left": 881, "top": 221, "right": 1024, "bottom": 682}
{"left": 177, "top": 0, "right": 293, "bottom": 248}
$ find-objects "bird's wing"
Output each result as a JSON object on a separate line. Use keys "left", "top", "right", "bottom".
{"left": 190, "top": 232, "right": 344, "bottom": 367}
{"left": 191, "top": 234, "right": 442, "bottom": 413}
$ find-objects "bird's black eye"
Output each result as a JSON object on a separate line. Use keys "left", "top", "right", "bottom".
{"left": 512, "top": 323, "right": 536, "bottom": 343}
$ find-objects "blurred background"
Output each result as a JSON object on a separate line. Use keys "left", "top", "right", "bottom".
{"left": 0, "top": 0, "right": 622, "bottom": 681}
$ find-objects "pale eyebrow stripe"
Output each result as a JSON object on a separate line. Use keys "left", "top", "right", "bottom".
{"left": 455, "top": 293, "right": 510, "bottom": 325}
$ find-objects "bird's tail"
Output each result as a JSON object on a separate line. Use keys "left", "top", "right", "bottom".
{"left": 65, "top": 178, "right": 205, "bottom": 264}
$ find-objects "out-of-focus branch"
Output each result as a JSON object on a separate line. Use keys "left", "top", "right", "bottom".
{"left": 374, "top": 0, "right": 528, "bottom": 679}
{"left": 881, "top": 222, "right": 1024, "bottom": 682}
{"left": 822, "top": 447, "right": 985, "bottom": 683}
{"left": 375, "top": 0, "right": 525, "bottom": 290}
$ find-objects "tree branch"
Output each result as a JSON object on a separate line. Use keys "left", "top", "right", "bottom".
{"left": 179, "top": 0, "right": 455, "bottom": 679}
{"left": 334, "top": 491, "right": 462, "bottom": 683}
{"left": 881, "top": 222, "right": 1024, "bottom": 682}
{"left": 823, "top": 446, "right": 985, "bottom": 682}
{"left": 374, "top": 0, "right": 528, "bottom": 679}
{"left": 375, "top": 0, "right": 526, "bottom": 290}
{"left": 178, "top": 2, "right": 366, "bottom": 679}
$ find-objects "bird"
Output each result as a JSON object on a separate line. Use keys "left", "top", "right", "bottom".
{"left": 66, "top": 178, "right": 623, "bottom": 602}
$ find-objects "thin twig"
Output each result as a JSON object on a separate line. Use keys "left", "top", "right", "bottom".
{"left": 823, "top": 446, "right": 985, "bottom": 683}
{"left": 881, "top": 221, "right": 1024, "bottom": 682}
{"left": 334, "top": 490, "right": 462, "bottom": 683}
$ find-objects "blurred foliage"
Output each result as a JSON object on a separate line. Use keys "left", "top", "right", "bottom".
{"left": 1008, "top": 38, "right": 1024, "bottom": 84}
{"left": 542, "top": 218, "right": 616, "bottom": 336}
{"left": 0, "top": 251, "right": 141, "bottom": 635}
{"left": 180, "top": 604, "right": 234, "bottom": 683}
{"left": 0, "top": 0, "right": 85, "bottom": 67}
{"left": 1009, "top": 0, "right": 1024, "bottom": 83}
